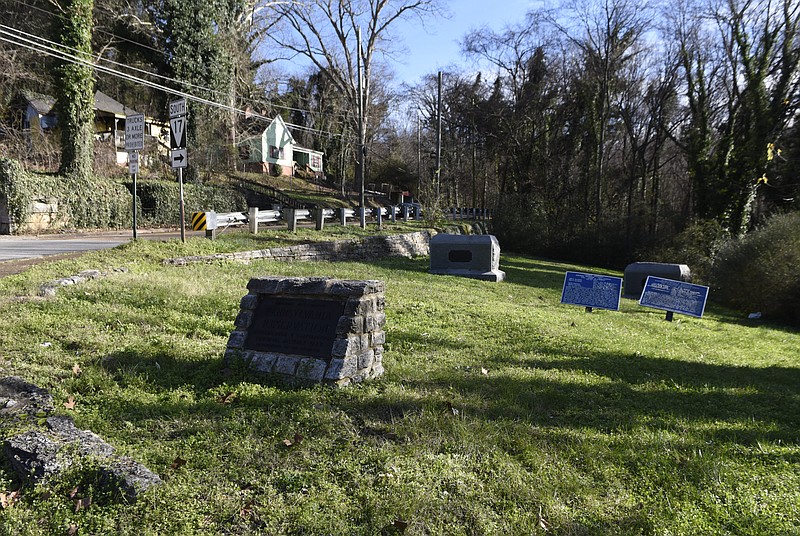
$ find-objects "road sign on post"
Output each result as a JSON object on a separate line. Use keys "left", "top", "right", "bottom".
{"left": 124, "top": 113, "right": 145, "bottom": 151}
{"left": 169, "top": 98, "right": 188, "bottom": 242}
{"left": 170, "top": 148, "right": 187, "bottom": 168}
{"left": 128, "top": 151, "right": 139, "bottom": 175}
{"left": 169, "top": 98, "right": 186, "bottom": 119}
{"left": 170, "top": 116, "right": 186, "bottom": 149}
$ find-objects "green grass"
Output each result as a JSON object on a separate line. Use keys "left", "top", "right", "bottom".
{"left": 0, "top": 233, "right": 798, "bottom": 535}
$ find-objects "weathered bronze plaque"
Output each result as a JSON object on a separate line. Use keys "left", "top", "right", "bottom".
{"left": 244, "top": 296, "right": 346, "bottom": 358}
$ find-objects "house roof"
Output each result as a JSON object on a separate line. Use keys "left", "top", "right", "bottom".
{"left": 294, "top": 145, "right": 324, "bottom": 156}
{"left": 94, "top": 91, "right": 138, "bottom": 116}
{"left": 21, "top": 91, "right": 56, "bottom": 115}
{"left": 19, "top": 90, "right": 138, "bottom": 117}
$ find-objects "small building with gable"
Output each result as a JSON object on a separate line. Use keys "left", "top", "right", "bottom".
{"left": 239, "top": 115, "right": 324, "bottom": 178}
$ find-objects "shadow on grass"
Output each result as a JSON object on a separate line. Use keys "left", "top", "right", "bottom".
{"left": 447, "top": 347, "right": 799, "bottom": 443}
{"left": 96, "top": 296, "right": 798, "bottom": 453}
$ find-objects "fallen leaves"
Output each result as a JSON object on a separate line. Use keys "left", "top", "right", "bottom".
{"left": 538, "top": 506, "right": 550, "bottom": 531}
{"left": 216, "top": 391, "right": 238, "bottom": 404}
{"left": 69, "top": 486, "right": 91, "bottom": 513}
{"left": 392, "top": 518, "right": 409, "bottom": 532}
{"left": 63, "top": 396, "right": 76, "bottom": 410}
{"left": 0, "top": 490, "right": 21, "bottom": 509}
{"left": 72, "top": 363, "right": 82, "bottom": 377}
{"left": 170, "top": 457, "right": 187, "bottom": 470}
{"left": 282, "top": 433, "right": 304, "bottom": 448}
{"left": 445, "top": 401, "right": 460, "bottom": 417}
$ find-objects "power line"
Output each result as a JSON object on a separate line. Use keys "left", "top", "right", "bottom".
{"left": 0, "top": 23, "right": 346, "bottom": 138}
{"left": 0, "top": 0, "right": 348, "bottom": 130}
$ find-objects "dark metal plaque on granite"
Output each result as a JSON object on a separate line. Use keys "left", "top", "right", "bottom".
{"left": 244, "top": 296, "right": 346, "bottom": 358}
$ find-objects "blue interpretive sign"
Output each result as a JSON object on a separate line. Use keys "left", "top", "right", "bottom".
{"left": 561, "top": 271, "right": 623, "bottom": 311}
{"left": 639, "top": 276, "right": 709, "bottom": 318}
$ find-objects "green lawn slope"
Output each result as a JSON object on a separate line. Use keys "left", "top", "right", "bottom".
{"left": 1, "top": 229, "right": 797, "bottom": 535}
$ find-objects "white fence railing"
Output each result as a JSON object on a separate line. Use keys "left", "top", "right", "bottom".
{"left": 195, "top": 204, "right": 424, "bottom": 238}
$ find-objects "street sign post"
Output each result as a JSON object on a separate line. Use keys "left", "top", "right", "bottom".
{"left": 169, "top": 98, "right": 186, "bottom": 118}
{"left": 124, "top": 113, "right": 144, "bottom": 151}
{"left": 124, "top": 113, "right": 145, "bottom": 241}
{"left": 128, "top": 151, "right": 139, "bottom": 175}
{"left": 169, "top": 98, "right": 188, "bottom": 242}
{"left": 170, "top": 148, "right": 187, "bottom": 168}
{"left": 169, "top": 116, "right": 186, "bottom": 149}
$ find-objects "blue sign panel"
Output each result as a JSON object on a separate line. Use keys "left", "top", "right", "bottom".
{"left": 639, "top": 276, "right": 709, "bottom": 318}
{"left": 561, "top": 271, "right": 623, "bottom": 311}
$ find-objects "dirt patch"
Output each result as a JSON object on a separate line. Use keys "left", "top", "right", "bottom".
{"left": 0, "top": 253, "right": 85, "bottom": 278}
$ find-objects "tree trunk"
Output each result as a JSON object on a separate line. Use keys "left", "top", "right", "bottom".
{"left": 55, "top": 0, "right": 95, "bottom": 180}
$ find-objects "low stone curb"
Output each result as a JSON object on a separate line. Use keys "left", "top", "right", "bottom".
{"left": 1, "top": 377, "right": 162, "bottom": 503}
{"left": 39, "top": 267, "right": 128, "bottom": 297}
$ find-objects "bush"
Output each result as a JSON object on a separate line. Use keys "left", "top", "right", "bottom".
{"left": 642, "top": 219, "right": 729, "bottom": 284}
{"left": 711, "top": 212, "right": 800, "bottom": 325}
{"left": 129, "top": 179, "right": 246, "bottom": 226}
{"left": 1, "top": 156, "right": 131, "bottom": 232}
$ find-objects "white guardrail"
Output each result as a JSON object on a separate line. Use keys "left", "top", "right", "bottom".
{"left": 191, "top": 205, "right": 426, "bottom": 238}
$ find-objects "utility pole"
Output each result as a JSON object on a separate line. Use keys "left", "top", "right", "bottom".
{"left": 357, "top": 27, "right": 367, "bottom": 229}
{"left": 417, "top": 110, "right": 422, "bottom": 202}
{"left": 471, "top": 97, "right": 476, "bottom": 214}
{"left": 435, "top": 71, "right": 442, "bottom": 203}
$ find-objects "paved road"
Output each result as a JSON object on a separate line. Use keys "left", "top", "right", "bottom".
{"left": 0, "top": 229, "right": 197, "bottom": 276}
{"left": 0, "top": 235, "right": 130, "bottom": 261}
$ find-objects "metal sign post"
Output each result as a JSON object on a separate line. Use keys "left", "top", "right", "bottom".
{"left": 128, "top": 151, "right": 139, "bottom": 239}
{"left": 169, "top": 98, "right": 188, "bottom": 242}
{"left": 125, "top": 113, "right": 145, "bottom": 241}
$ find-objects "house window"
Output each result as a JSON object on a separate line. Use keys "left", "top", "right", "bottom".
{"left": 269, "top": 145, "right": 284, "bottom": 159}
{"left": 311, "top": 154, "right": 321, "bottom": 169}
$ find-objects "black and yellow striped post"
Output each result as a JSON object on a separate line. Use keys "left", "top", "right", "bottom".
{"left": 190, "top": 211, "right": 217, "bottom": 239}
{"left": 191, "top": 211, "right": 207, "bottom": 231}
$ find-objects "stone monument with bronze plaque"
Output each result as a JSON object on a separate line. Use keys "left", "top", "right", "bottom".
{"left": 225, "top": 277, "right": 386, "bottom": 386}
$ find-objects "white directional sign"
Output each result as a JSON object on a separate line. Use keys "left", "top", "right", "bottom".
{"left": 171, "top": 148, "right": 187, "bottom": 168}
{"left": 170, "top": 116, "right": 186, "bottom": 149}
{"left": 128, "top": 151, "right": 139, "bottom": 175}
{"left": 169, "top": 98, "right": 186, "bottom": 119}
{"left": 124, "top": 113, "right": 145, "bottom": 151}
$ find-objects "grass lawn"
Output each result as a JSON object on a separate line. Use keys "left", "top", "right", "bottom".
{"left": 0, "top": 228, "right": 798, "bottom": 535}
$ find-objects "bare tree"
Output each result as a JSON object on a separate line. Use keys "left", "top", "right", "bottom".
{"left": 265, "top": 0, "right": 445, "bottom": 188}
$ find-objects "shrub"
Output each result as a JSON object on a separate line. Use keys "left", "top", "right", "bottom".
{"left": 642, "top": 219, "right": 729, "bottom": 284}
{"left": 129, "top": 179, "right": 246, "bottom": 226}
{"left": 711, "top": 212, "right": 800, "bottom": 325}
{"left": 0, "top": 156, "right": 131, "bottom": 232}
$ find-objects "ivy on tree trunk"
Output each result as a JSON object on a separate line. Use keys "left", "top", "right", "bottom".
{"left": 54, "top": 0, "right": 95, "bottom": 180}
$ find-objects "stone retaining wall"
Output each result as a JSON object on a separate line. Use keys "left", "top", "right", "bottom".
{"left": 163, "top": 231, "right": 433, "bottom": 266}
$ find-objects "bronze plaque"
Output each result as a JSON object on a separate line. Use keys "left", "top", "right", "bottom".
{"left": 244, "top": 296, "right": 345, "bottom": 358}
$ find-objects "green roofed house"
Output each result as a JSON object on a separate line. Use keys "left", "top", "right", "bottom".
{"left": 239, "top": 115, "right": 324, "bottom": 179}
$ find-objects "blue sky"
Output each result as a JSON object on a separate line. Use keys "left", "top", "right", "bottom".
{"left": 267, "top": 1, "right": 537, "bottom": 87}
{"left": 389, "top": 0, "right": 536, "bottom": 85}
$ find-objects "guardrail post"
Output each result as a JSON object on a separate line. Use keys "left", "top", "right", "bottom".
{"left": 314, "top": 208, "right": 325, "bottom": 231}
{"left": 359, "top": 206, "right": 367, "bottom": 228}
{"left": 414, "top": 205, "right": 421, "bottom": 220}
{"left": 375, "top": 207, "right": 383, "bottom": 230}
{"left": 205, "top": 211, "right": 217, "bottom": 240}
{"left": 286, "top": 208, "right": 297, "bottom": 232}
{"left": 402, "top": 205, "right": 409, "bottom": 222}
{"left": 248, "top": 207, "right": 259, "bottom": 234}
{"left": 390, "top": 205, "right": 396, "bottom": 223}
{"left": 339, "top": 208, "right": 348, "bottom": 226}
